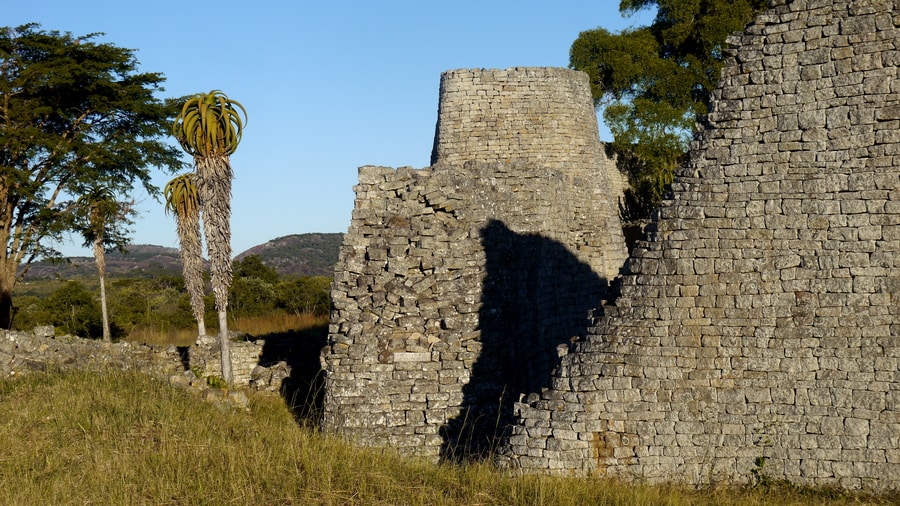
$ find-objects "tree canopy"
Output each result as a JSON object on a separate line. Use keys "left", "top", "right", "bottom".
{"left": 0, "top": 23, "right": 184, "bottom": 327}
{"left": 570, "top": 0, "right": 767, "bottom": 216}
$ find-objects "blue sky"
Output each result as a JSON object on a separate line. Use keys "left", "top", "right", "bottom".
{"left": 10, "top": 1, "right": 653, "bottom": 257}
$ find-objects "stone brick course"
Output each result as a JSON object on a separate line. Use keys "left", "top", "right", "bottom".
{"left": 502, "top": 0, "right": 899, "bottom": 491}
{"left": 322, "top": 0, "right": 899, "bottom": 492}
{"left": 322, "top": 67, "right": 628, "bottom": 460}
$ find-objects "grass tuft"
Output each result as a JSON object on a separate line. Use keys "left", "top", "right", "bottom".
{"left": 126, "top": 312, "right": 329, "bottom": 347}
{"left": 0, "top": 370, "right": 894, "bottom": 505}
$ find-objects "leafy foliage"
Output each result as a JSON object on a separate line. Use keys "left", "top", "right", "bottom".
{"left": 229, "top": 256, "right": 331, "bottom": 319}
{"left": 163, "top": 173, "right": 201, "bottom": 219}
{"left": 275, "top": 276, "right": 331, "bottom": 316}
{"left": 172, "top": 89, "right": 247, "bottom": 384}
{"left": 233, "top": 254, "right": 279, "bottom": 285}
{"left": 172, "top": 90, "right": 247, "bottom": 157}
{"left": 570, "top": 0, "right": 766, "bottom": 214}
{"left": 0, "top": 23, "right": 184, "bottom": 327}
{"left": 13, "top": 254, "right": 332, "bottom": 341}
{"left": 41, "top": 280, "right": 103, "bottom": 337}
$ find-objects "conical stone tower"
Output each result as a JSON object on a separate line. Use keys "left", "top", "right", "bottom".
{"left": 322, "top": 67, "right": 628, "bottom": 460}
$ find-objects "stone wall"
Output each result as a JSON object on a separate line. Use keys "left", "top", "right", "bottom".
{"left": 432, "top": 67, "right": 628, "bottom": 280}
{"left": 0, "top": 327, "right": 286, "bottom": 393}
{"left": 323, "top": 0, "right": 899, "bottom": 490}
{"left": 322, "top": 67, "right": 628, "bottom": 460}
{"left": 502, "top": 0, "right": 900, "bottom": 492}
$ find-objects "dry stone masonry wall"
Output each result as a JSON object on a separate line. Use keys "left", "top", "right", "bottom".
{"left": 502, "top": 0, "right": 900, "bottom": 492}
{"left": 323, "top": 0, "right": 899, "bottom": 491}
{"left": 322, "top": 67, "right": 628, "bottom": 460}
{"left": 0, "top": 327, "right": 293, "bottom": 399}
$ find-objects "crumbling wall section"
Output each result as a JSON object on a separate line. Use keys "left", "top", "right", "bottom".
{"left": 323, "top": 160, "right": 623, "bottom": 459}
{"left": 322, "top": 67, "right": 628, "bottom": 460}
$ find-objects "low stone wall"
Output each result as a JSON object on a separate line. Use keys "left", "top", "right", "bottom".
{"left": 0, "top": 327, "right": 283, "bottom": 393}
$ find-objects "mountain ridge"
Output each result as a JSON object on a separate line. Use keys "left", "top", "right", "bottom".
{"left": 23, "top": 233, "right": 343, "bottom": 280}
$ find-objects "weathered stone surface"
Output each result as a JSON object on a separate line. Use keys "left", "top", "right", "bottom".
{"left": 323, "top": 0, "right": 899, "bottom": 492}
{"left": 322, "top": 67, "right": 628, "bottom": 461}
{"left": 502, "top": 0, "right": 900, "bottom": 493}
{"left": 0, "top": 328, "right": 292, "bottom": 409}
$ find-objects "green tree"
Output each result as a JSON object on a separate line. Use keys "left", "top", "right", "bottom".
{"left": 276, "top": 276, "right": 331, "bottom": 316}
{"left": 164, "top": 173, "right": 206, "bottom": 338}
{"left": 108, "top": 277, "right": 194, "bottom": 337}
{"left": 172, "top": 90, "right": 247, "bottom": 385}
{"left": 233, "top": 255, "right": 279, "bottom": 285}
{"left": 42, "top": 280, "right": 102, "bottom": 338}
{"left": 230, "top": 277, "right": 277, "bottom": 319}
{"left": 0, "top": 23, "right": 184, "bottom": 328}
{"left": 570, "top": 0, "right": 766, "bottom": 215}
{"left": 10, "top": 294, "right": 47, "bottom": 331}
{"left": 74, "top": 187, "right": 135, "bottom": 342}
{"left": 230, "top": 255, "right": 279, "bottom": 318}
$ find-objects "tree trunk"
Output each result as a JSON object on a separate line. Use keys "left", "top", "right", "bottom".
{"left": 175, "top": 199, "right": 206, "bottom": 340}
{"left": 0, "top": 250, "right": 17, "bottom": 329}
{"left": 217, "top": 309, "right": 232, "bottom": 384}
{"left": 94, "top": 238, "right": 111, "bottom": 342}
{"left": 197, "top": 155, "right": 234, "bottom": 385}
{"left": 0, "top": 287, "right": 12, "bottom": 330}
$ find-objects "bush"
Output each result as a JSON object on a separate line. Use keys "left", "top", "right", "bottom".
{"left": 42, "top": 281, "right": 102, "bottom": 338}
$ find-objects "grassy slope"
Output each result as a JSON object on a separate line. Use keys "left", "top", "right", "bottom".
{"left": 0, "top": 370, "right": 892, "bottom": 505}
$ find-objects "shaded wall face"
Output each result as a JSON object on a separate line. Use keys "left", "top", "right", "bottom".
{"left": 321, "top": 66, "right": 630, "bottom": 460}
{"left": 323, "top": 162, "right": 621, "bottom": 460}
{"left": 504, "top": 0, "right": 900, "bottom": 491}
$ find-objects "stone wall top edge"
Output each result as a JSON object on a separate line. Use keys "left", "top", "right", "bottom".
{"left": 439, "top": 67, "right": 584, "bottom": 78}
{"left": 359, "top": 160, "right": 587, "bottom": 172}
{"left": 357, "top": 165, "right": 431, "bottom": 176}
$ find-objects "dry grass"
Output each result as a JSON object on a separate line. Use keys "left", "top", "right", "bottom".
{"left": 0, "top": 370, "right": 894, "bottom": 505}
{"left": 127, "top": 312, "right": 329, "bottom": 346}
{"left": 232, "top": 312, "right": 328, "bottom": 336}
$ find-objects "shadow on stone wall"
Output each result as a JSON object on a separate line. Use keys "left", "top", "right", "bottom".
{"left": 440, "top": 220, "right": 610, "bottom": 462}
{"left": 255, "top": 324, "right": 328, "bottom": 423}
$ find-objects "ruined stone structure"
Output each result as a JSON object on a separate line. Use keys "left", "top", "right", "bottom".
{"left": 502, "top": 0, "right": 900, "bottom": 491}
{"left": 322, "top": 67, "right": 628, "bottom": 458}
{"left": 323, "top": 0, "right": 900, "bottom": 492}
{"left": 0, "top": 327, "right": 311, "bottom": 399}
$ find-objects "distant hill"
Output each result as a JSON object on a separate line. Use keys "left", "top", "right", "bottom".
{"left": 235, "top": 233, "right": 343, "bottom": 277}
{"left": 22, "top": 233, "right": 343, "bottom": 280}
{"left": 23, "top": 245, "right": 185, "bottom": 280}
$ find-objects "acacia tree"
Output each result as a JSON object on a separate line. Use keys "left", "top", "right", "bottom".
{"left": 75, "top": 186, "right": 135, "bottom": 342}
{"left": 570, "top": 0, "right": 766, "bottom": 216}
{"left": 0, "top": 23, "right": 184, "bottom": 328}
{"left": 172, "top": 90, "right": 246, "bottom": 385}
{"left": 164, "top": 173, "right": 206, "bottom": 338}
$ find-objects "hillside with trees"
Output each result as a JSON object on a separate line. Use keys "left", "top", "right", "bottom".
{"left": 236, "top": 233, "right": 343, "bottom": 278}
{"left": 22, "top": 234, "right": 342, "bottom": 281}
{"left": 13, "top": 234, "right": 341, "bottom": 340}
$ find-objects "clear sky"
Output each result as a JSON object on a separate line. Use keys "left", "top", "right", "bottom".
{"left": 9, "top": 1, "right": 653, "bottom": 257}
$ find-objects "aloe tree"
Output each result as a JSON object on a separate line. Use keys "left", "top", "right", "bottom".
{"left": 164, "top": 173, "right": 206, "bottom": 339}
{"left": 76, "top": 187, "right": 134, "bottom": 342}
{"left": 172, "top": 90, "right": 247, "bottom": 385}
